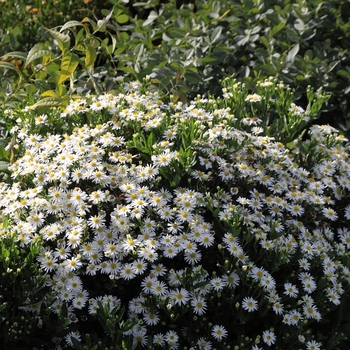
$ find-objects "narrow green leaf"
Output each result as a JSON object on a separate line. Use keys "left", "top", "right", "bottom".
{"left": 110, "top": 34, "right": 117, "bottom": 54}
{"left": 147, "top": 133, "right": 155, "bottom": 150}
{"left": 0, "top": 51, "right": 27, "bottom": 61}
{"left": 70, "top": 337, "right": 82, "bottom": 349}
{"left": 81, "top": 17, "right": 98, "bottom": 32}
{"left": 337, "top": 70, "right": 350, "bottom": 80}
{"left": 97, "top": 19, "right": 107, "bottom": 32}
{"left": 286, "top": 43, "right": 300, "bottom": 63}
{"left": 60, "top": 20, "right": 84, "bottom": 32}
{"left": 202, "top": 56, "right": 219, "bottom": 63}
{"left": 41, "top": 90, "right": 59, "bottom": 97}
{"left": 31, "top": 97, "right": 64, "bottom": 109}
{"left": 24, "top": 43, "right": 52, "bottom": 68}
{"left": 271, "top": 21, "right": 286, "bottom": 36}
{"left": 167, "top": 27, "right": 186, "bottom": 39}
{"left": 104, "top": 8, "right": 114, "bottom": 22}
{"left": 59, "top": 51, "right": 80, "bottom": 83}
{"left": 185, "top": 71, "right": 201, "bottom": 84}
{"left": 45, "top": 28, "right": 70, "bottom": 52}
{"left": 143, "top": 10, "right": 158, "bottom": 26}
{"left": 0, "top": 161, "right": 9, "bottom": 172}
{"left": 211, "top": 26, "right": 222, "bottom": 43}
{"left": 294, "top": 19, "right": 304, "bottom": 32}
{"left": 45, "top": 61, "right": 60, "bottom": 82}
{"left": 260, "top": 36, "right": 270, "bottom": 49}
{"left": 85, "top": 44, "right": 97, "bottom": 68}
{"left": 0, "top": 61, "right": 22, "bottom": 76}
{"left": 118, "top": 66, "right": 136, "bottom": 75}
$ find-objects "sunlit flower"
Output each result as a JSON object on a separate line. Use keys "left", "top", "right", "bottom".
{"left": 245, "top": 93, "right": 262, "bottom": 102}
{"left": 191, "top": 295, "right": 207, "bottom": 315}
{"left": 262, "top": 330, "right": 276, "bottom": 346}
{"left": 242, "top": 297, "right": 258, "bottom": 312}
{"left": 170, "top": 288, "right": 190, "bottom": 306}
{"left": 211, "top": 324, "right": 228, "bottom": 340}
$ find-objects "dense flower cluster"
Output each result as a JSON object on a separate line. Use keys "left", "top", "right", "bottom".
{"left": 0, "top": 80, "right": 349, "bottom": 349}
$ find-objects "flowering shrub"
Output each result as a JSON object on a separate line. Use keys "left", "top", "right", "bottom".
{"left": 0, "top": 79, "right": 350, "bottom": 349}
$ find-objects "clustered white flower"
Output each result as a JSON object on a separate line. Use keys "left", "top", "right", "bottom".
{"left": 0, "top": 80, "right": 349, "bottom": 349}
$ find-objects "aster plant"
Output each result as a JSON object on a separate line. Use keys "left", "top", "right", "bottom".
{"left": 0, "top": 78, "right": 350, "bottom": 349}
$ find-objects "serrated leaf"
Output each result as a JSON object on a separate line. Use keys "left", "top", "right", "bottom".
{"left": 0, "top": 51, "right": 27, "bottom": 61}
{"left": 45, "top": 28, "right": 70, "bottom": 52}
{"left": 24, "top": 43, "right": 52, "bottom": 68}
{"left": 60, "top": 20, "right": 84, "bottom": 32}
{"left": 31, "top": 97, "right": 64, "bottom": 109}
{"left": 58, "top": 51, "right": 80, "bottom": 83}
{"left": 85, "top": 44, "right": 97, "bottom": 68}
{"left": 0, "top": 61, "right": 22, "bottom": 76}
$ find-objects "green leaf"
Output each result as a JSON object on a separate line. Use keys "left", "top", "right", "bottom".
{"left": 201, "top": 56, "right": 220, "bottom": 63}
{"left": 97, "top": 19, "right": 107, "bottom": 32}
{"left": 118, "top": 66, "right": 136, "bottom": 76}
{"left": 337, "top": 70, "right": 350, "bottom": 80}
{"left": 0, "top": 161, "right": 9, "bottom": 172}
{"left": 167, "top": 28, "right": 186, "bottom": 39}
{"left": 271, "top": 21, "right": 286, "bottom": 35}
{"left": 116, "top": 14, "right": 129, "bottom": 24}
{"left": 0, "top": 61, "right": 22, "bottom": 76}
{"left": 185, "top": 71, "right": 201, "bottom": 84}
{"left": 294, "top": 19, "right": 304, "bottom": 32}
{"left": 286, "top": 43, "right": 300, "bottom": 64}
{"left": 81, "top": 17, "right": 98, "bottom": 32}
{"left": 70, "top": 336, "right": 82, "bottom": 349}
{"left": 45, "top": 61, "right": 60, "bottom": 82}
{"left": 147, "top": 133, "right": 155, "bottom": 150}
{"left": 30, "top": 97, "right": 65, "bottom": 109}
{"left": 41, "top": 90, "right": 59, "bottom": 97}
{"left": 85, "top": 44, "right": 97, "bottom": 68}
{"left": 45, "top": 28, "right": 70, "bottom": 52}
{"left": 59, "top": 51, "right": 80, "bottom": 83}
{"left": 0, "top": 51, "right": 27, "bottom": 61}
{"left": 24, "top": 43, "right": 52, "bottom": 68}
{"left": 143, "top": 10, "right": 158, "bottom": 26}
{"left": 259, "top": 36, "right": 270, "bottom": 48}
{"left": 211, "top": 26, "right": 223, "bottom": 44}
{"left": 60, "top": 20, "right": 85, "bottom": 32}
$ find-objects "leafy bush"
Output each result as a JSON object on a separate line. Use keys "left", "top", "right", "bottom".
{"left": 107, "top": 0, "right": 350, "bottom": 133}
{"left": 1, "top": 79, "right": 350, "bottom": 349}
{"left": 0, "top": 0, "right": 110, "bottom": 54}
{"left": 0, "top": 227, "right": 70, "bottom": 349}
{"left": 1, "top": 0, "right": 350, "bottom": 135}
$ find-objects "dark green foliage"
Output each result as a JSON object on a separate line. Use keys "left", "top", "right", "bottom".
{"left": 0, "top": 233, "right": 48, "bottom": 348}
{"left": 1, "top": 0, "right": 350, "bottom": 135}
